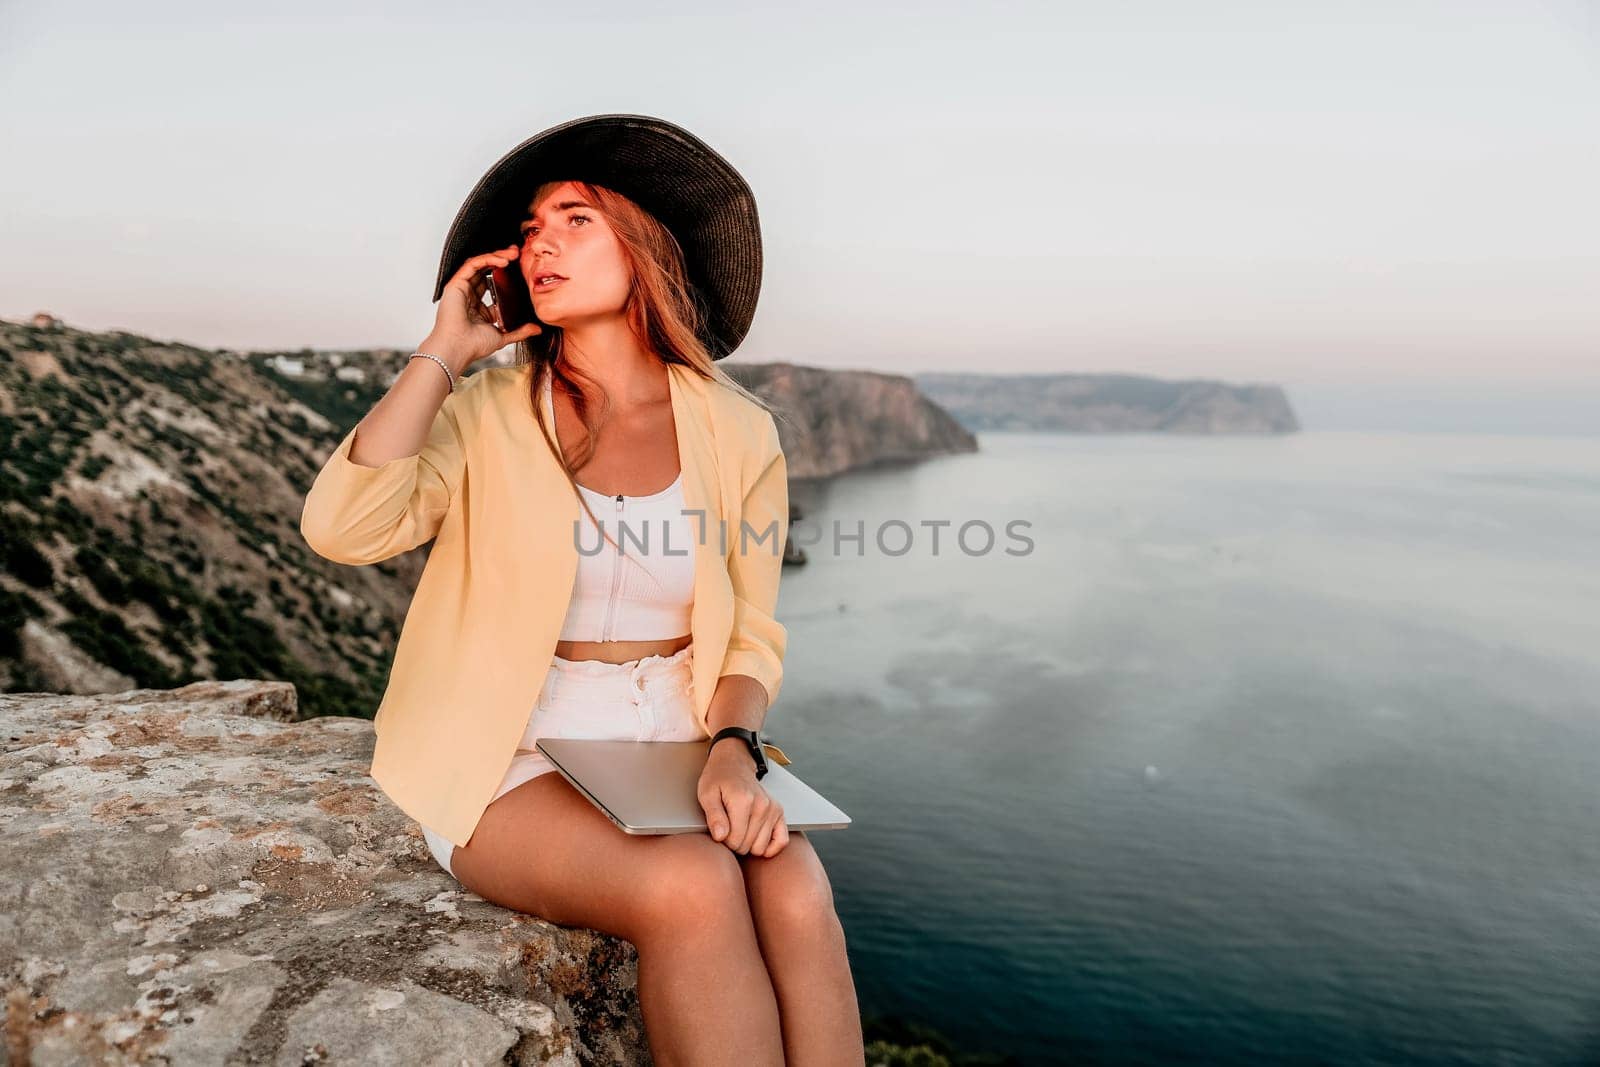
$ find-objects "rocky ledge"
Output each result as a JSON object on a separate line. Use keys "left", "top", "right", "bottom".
{"left": 0, "top": 681, "right": 648, "bottom": 1066}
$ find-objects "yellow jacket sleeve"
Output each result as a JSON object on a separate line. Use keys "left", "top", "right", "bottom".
{"left": 299, "top": 391, "right": 467, "bottom": 566}
{"left": 718, "top": 411, "right": 789, "bottom": 708}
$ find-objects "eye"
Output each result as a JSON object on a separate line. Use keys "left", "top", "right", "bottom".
{"left": 521, "top": 213, "right": 592, "bottom": 240}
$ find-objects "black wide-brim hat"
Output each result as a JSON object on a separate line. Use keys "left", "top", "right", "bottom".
{"left": 433, "top": 113, "right": 763, "bottom": 360}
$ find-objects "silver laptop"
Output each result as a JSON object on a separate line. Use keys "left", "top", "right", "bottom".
{"left": 536, "top": 738, "right": 852, "bottom": 835}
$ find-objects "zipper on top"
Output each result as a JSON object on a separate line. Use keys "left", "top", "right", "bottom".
{"left": 601, "top": 493, "right": 624, "bottom": 641}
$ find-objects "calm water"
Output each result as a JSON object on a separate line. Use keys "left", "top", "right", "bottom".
{"left": 777, "top": 430, "right": 1600, "bottom": 1066}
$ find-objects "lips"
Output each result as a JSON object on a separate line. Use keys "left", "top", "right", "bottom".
{"left": 532, "top": 273, "right": 567, "bottom": 291}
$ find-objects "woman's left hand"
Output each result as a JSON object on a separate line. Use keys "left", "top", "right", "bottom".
{"left": 697, "top": 742, "right": 789, "bottom": 857}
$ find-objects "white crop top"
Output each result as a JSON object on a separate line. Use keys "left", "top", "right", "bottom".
{"left": 552, "top": 384, "right": 697, "bottom": 642}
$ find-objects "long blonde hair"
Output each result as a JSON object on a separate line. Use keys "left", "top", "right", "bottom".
{"left": 512, "top": 179, "right": 784, "bottom": 546}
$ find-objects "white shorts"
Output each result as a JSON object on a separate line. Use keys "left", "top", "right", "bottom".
{"left": 419, "top": 643, "right": 698, "bottom": 880}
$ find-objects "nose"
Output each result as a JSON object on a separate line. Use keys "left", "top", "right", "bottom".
{"left": 524, "top": 227, "right": 559, "bottom": 263}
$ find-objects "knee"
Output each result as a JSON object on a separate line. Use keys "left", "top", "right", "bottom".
{"left": 756, "top": 867, "right": 839, "bottom": 940}
{"left": 635, "top": 842, "right": 748, "bottom": 933}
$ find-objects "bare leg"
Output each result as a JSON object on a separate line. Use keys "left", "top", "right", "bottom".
{"left": 739, "top": 832, "right": 865, "bottom": 1065}
{"left": 449, "top": 772, "right": 784, "bottom": 1066}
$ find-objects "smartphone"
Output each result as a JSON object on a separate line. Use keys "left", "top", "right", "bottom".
{"left": 481, "top": 264, "right": 538, "bottom": 333}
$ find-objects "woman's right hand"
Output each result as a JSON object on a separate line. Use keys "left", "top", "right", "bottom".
{"left": 421, "top": 245, "right": 545, "bottom": 375}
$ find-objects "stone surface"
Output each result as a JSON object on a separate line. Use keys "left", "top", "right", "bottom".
{"left": 0, "top": 680, "right": 649, "bottom": 1065}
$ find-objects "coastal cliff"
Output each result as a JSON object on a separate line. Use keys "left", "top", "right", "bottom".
{"left": 0, "top": 318, "right": 972, "bottom": 709}
{"left": 726, "top": 361, "right": 978, "bottom": 480}
{"left": 914, "top": 371, "right": 1300, "bottom": 433}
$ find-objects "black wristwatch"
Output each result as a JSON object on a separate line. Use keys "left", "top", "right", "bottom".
{"left": 709, "top": 726, "right": 769, "bottom": 780}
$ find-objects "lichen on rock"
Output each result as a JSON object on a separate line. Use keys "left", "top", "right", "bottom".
{"left": 0, "top": 679, "right": 649, "bottom": 1065}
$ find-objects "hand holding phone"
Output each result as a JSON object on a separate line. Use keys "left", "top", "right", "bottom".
{"left": 482, "top": 263, "right": 540, "bottom": 334}
{"left": 422, "top": 246, "right": 544, "bottom": 374}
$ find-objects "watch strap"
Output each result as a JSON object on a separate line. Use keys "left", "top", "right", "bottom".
{"left": 708, "top": 726, "right": 769, "bottom": 780}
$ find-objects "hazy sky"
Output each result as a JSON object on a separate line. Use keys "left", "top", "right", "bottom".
{"left": 2, "top": 1, "right": 1597, "bottom": 427}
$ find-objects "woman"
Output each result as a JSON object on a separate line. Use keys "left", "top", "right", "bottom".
{"left": 299, "top": 115, "right": 863, "bottom": 1064}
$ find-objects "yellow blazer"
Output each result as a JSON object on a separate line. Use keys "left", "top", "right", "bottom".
{"left": 299, "top": 360, "right": 790, "bottom": 847}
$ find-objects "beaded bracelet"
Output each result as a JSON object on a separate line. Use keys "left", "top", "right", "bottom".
{"left": 408, "top": 352, "right": 457, "bottom": 393}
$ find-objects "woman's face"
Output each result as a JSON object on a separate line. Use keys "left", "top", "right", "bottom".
{"left": 518, "top": 181, "right": 632, "bottom": 329}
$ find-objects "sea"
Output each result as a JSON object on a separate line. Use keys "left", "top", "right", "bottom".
{"left": 777, "top": 429, "right": 1600, "bottom": 1066}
